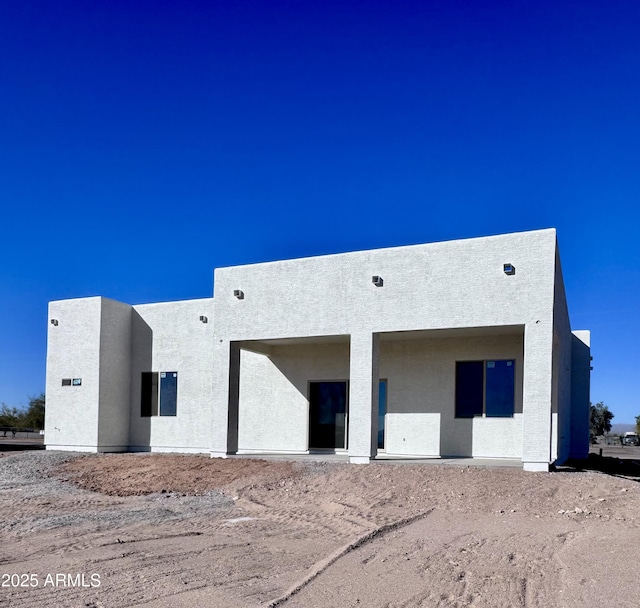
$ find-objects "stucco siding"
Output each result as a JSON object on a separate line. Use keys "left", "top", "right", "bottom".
{"left": 45, "top": 297, "right": 103, "bottom": 450}
{"left": 521, "top": 320, "right": 554, "bottom": 469}
{"left": 129, "top": 298, "right": 214, "bottom": 452}
{"left": 237, "top": 342, "right": 350, "bottom": 452}
{"left": 97, "top": 298, "right": 132, "bottom": 451}
{"left": 234, "top": 331, "right": 525, "bottom": 459}
{"left": 551, "top": 248, "right": 573, "bottom": 464}
{"left": 213, "top": 229, "right": 557, "bottom": 342}
{"left": 570, "top": 330, "right": 591, "bottom": 459}
{"left": 380, "top": 332, "right": 524, "bottom": 458}
{"left": 472, "top": 415, "right": 524, "bottom": 458}
{"left": 385, "top": 414, "right": 441, "bottom": 456}
{"left": 212, "top": 229, "right": 559, "bottom": 468}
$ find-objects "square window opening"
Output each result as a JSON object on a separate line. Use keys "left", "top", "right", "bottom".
{"left": 455, "top": 360, "right": 515, "bottom": 418}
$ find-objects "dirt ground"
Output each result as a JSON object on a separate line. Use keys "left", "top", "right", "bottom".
{"left": 1, "top": 451, "right": 640, "bottom": 608}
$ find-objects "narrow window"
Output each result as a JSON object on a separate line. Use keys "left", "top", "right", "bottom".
{"left": 159, "top": 372, "right": 178, "bottom": 416}
{"left": 378, "top": 379, "right": 387, "bottom": 449}
{"left": 141, "top": 372, "right": 158, "bottom": 417}
{"left": 455, "top": 361, "right": 484, "bottom": 418}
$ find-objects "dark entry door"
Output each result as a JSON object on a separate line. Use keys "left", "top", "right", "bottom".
{"left": 309, "top": 381, "right": 348, "bottom": 449}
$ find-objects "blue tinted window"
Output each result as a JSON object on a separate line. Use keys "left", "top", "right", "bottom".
{"left": 455, "top": 360, "right": 515, "bottom": 418}
{"left": 378, "top": 380, "right": 387, "bottom": 449}
{"left": 485, "top": 361, "right": 515, "bottom": 417}
{"left": 159, "top": 372, "right": 178, "bottom": 416}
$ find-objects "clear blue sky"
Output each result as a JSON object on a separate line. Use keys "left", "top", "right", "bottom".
{"left": 1, "top": 0, "right": 638, "bottom": 422}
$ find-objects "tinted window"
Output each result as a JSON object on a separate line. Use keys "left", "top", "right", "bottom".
{"left": 159, "top": 372, "right": 178, "bottom": 416}
{"left": 378, "top": 380, "right": 387, "bottom": 449}
{"left": 141, "top": 372, "right": 158, "bottom": 417}
{"left": 455, "top": 361, "right": 484, "bottom": 418}
{"left": 485, "top": 361, "right": 515, "bottom": 417}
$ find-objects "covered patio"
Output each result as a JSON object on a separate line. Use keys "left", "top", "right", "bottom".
{"left": 213, "top": 325, "right": 529, "bottom": 464}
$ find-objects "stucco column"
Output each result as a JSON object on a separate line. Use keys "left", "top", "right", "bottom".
{"left": 522, "top": 320, "right": 554, "bottom": 471}
{"left": 348, "top": 332, "right": 380, "bottom": 464}
{"left": 210, "top": 340, "right": 240, "bottom": 457}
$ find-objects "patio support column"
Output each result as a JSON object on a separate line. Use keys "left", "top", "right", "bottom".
{"left": 522, "top": 320, "right": 554, "bottom": 471}
{"left": 210, "top": 340, "right": 240, "bottom": 457}
{"left": 348, "top": 332, "right": 380, "bottom": 464}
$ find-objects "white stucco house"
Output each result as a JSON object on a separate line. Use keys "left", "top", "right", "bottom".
{"left": 44, "top": 228, "right": 590, "bottom": 471}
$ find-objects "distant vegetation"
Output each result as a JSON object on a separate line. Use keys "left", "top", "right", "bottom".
{"left": 590, "top": 401, "right": 613, "bottom": 438}
{"left": 0, "top": 394, "right": 45, "bottom": 430}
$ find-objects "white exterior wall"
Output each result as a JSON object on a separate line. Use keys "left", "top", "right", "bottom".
{"left": 237, "top": 342, "right": 350, "bottom": 452}
{"left": 45, "top": 297, "right": 132, "bottom": 452}
{"left": 129, "top": 298, "right": 214, "bottom": 453}
{"left": 97, "top": 298, "right": 132, "bottom": 451}
{"left": 45, "top": 298, "right": 103, "bottom": 451}
{"left": 236, "top": 332, "right": 524, "bottom": 459}
{"left": 45, "top": 296, "right": 213, "bottom": 454}
{"left": 380, "top": 332, "right": 524, "bottom": 458}
{"left": 213, "top": 230, "right": 557, "bottom": 340}
{"left": 212, "top": 229, "right": 558, "bottom": 468}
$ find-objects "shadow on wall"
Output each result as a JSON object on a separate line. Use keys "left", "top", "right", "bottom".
{"left": 234, "top": 339, "right": 478, "bottom": 458}
{"left": 131, "top": 310, "right": 152, "bottom": 450}
{"left": 270, "top": 344, "right": 352, "bottom": 451}
{"left": 443, "top": 417, "right": 473, "bottom": 458}
{"left": 570, "top": 333, "right": 591, "bottom": 460}
{"left": 233, "top": 340, "right": 351, "bottom": 453}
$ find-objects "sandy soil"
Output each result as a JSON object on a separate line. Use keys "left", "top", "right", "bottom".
{"left": 1, "top": 451, "right": 640, "bottom": 608}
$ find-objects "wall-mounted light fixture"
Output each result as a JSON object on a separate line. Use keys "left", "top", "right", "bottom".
{"left": 50, "top": 319, "right": 59, "bottom": 326}
{"left": 503, "top": 263, "right": 515, "bottom": 275}
{"left": 372, "top": 275, "right": 384, "bottom": 287}
{"left": 199, "top": 315, "right": 208, "bottom": 323}
{"left": 233, "top": 289, "right": 244, "bottom": 300}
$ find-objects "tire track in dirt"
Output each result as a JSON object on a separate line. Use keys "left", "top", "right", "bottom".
{"left": 265, "top": 510, "right": 433, "bottom": 607}
{"left": 273, "top": 510, "right": 574, "bottom": 608}
{"left": 238, "top": 493, "right": 375, "bottom": 541}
